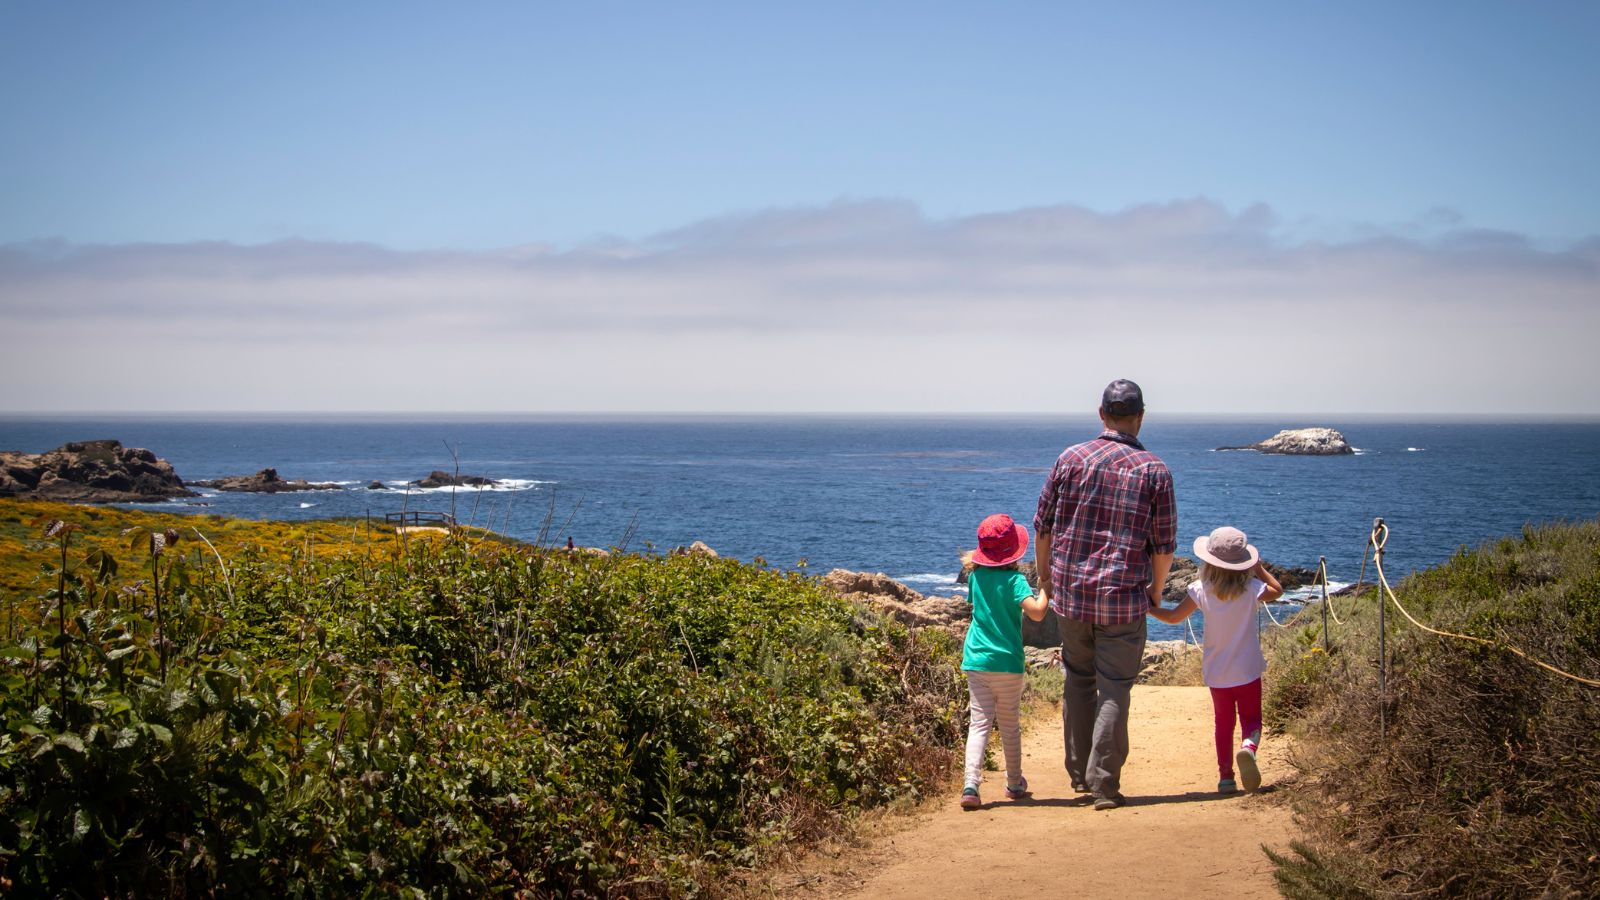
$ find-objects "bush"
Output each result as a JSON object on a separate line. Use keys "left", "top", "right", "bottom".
{"left": 0, "top": 504, "right": 963, "bottom": 896}
{"left": 1263, "top": 520, "right": 1600, "bottom": 898}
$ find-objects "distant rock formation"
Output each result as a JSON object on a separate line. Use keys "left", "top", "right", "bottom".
{"left": 410, "top": 470, "right": 499, "bottom": 488}
{"left": 191, "top": 468, "right": 341, "bottom": 493}
{"left": 0, "top": 439, "right": 196, "bottom": 503}
{"left": 1219, "top": 427, "right": 1354, "bottom": 455}
{"left": 366, "top": 480, "right": 387, "bottom": 490}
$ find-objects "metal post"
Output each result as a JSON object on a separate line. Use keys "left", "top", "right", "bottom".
{"left": 1319, "top": 555, "right": 1329, "bottom": 653}
{"left": 1374, "top": 518, "right": 1386, "bottom": 740}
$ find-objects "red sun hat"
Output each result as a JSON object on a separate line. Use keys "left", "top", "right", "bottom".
{"left": 972, "top": 513, "right": 1029, "bottom": 567}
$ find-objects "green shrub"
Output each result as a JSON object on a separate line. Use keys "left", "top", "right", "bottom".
{"left": 0, "top": 515, "right": 963, "bottom": 896}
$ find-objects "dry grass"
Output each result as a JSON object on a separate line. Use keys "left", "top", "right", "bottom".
{"left": 1140, "top": 643, "right": 1205, "bottom": 686}
{"left": 1263, "top": 520, "right": 1600, "bottom": 898}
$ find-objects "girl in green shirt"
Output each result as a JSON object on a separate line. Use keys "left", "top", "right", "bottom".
{"left": 960, "top": 513, "right": 1050, "bottom": 809}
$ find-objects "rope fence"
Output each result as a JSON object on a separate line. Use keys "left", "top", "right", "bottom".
{"left": 1251, "top": 518, "right": 1599, "bottom": 693}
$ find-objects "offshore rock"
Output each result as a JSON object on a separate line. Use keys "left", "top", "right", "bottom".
{"left": 1219, "top": 427, "right": 1354, "bottom": 455}
{"left": 191, "top": 468, "right": 341, "bottom": 493}
{"left": 411, "top": 470, "right": 499, "bottom": 488}
{"left": 0, "top": 439, "right": 196, "bottom": 503}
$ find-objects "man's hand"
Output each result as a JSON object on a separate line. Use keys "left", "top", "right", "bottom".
{"left": 1035, "top": 528, "right": 1053, "bottom": 603}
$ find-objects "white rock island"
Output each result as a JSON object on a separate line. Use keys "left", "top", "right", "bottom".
{"left": 1220, "top": 427, "right": 1354, "bottom": 455}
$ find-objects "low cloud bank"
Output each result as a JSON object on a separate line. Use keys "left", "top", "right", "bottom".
{"left": 3, "top": 199, "right": 1596, "bottom": 414}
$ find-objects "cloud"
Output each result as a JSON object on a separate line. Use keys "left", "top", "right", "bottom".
{"left": 2, "top": 199, "right": 1597, "bottom": 414}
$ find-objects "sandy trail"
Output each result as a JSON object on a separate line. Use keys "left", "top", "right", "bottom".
{"left": 778, "top": 686, "right": 1299, "bottom": 899}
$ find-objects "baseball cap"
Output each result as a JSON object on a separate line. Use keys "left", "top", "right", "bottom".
{"left": 1101, "top": 379, "right": 1145, "bottom": 417}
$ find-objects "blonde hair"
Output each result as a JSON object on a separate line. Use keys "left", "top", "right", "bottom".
{"left": 960, "top": 549, "right": 1019, "bottom": 574}
{"left": 1201, "top": 562, "right": 1252, "bottom": 601}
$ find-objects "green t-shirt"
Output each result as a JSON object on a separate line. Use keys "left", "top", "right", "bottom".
{"left": 961, "top": 566, "right": 1034, "bottom": 673}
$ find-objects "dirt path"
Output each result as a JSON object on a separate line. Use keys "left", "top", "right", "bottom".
{"left": 774, "top": 686, "right": 1299, "bottom": 898}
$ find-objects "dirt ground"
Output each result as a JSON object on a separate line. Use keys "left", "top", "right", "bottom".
{"left": 757, "top": 685, "right": 1300, "bottom": 899}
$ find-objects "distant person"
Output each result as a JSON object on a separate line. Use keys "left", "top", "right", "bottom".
{"left": 1035, "top": 379, "right": 1177, "bottom": 810}
{"left": 958, "top": 514, "right": 1051, "bottom": 810}
{"left": 566, "top": 536, "right": 575, "bottom": 551}
{"left": 1149, "top": 526, "right": 1284, "bottom": 793}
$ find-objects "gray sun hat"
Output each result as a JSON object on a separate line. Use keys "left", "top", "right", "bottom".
{"left": 1193, "top": 526, "right": 1259, "bottom": 571}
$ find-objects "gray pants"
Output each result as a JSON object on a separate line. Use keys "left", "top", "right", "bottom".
{"left": 1060, "top": 616, "right": 1147, "bottom": 800}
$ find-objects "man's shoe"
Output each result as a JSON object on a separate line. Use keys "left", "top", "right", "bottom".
{"left": 960, "top": 785, "right": 982, "bottom": 810}
{"left": 1092, "top": 794, "right": 1124, "bottom": 811}
{"left": 1004, "top": 777, "right": 1031, "bottom": 800}
{"left": 1236, "top": 747, "right": 1261, "bottom": 791}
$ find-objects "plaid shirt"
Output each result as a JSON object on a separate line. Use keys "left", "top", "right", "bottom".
{"left": 1034, "top": 429, "right": 1177, "bottom": 624}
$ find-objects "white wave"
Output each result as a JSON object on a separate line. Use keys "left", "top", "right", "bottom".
{"left": 394, "top": 478, "right": 552, "bottom": 494}
{"left": 895, "top": 572, "right": 960, "bottom": 587}
{"left": 1351, "top": 448, "right": 1367, "bottom": 455}
{"left": 1407, "top": 447, "right": 1426, "bottom": 452}
{"left": 1282, "top": 580, "right": 1351, "bottom": 603}
{"left": 894, "top": 572, "right": 968, "bottom": 595}
{"left": 299, "top": 502, "right": 317, "bottom": 508}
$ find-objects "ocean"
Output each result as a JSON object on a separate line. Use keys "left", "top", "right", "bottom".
{"left": 6, "top": 414, "right": 1600, "bottom": 642}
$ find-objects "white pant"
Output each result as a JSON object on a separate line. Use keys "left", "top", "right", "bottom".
{"left": 963, "top": 669, "right": 1025, "bottom": 788}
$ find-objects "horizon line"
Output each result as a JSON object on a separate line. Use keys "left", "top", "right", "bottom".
{"left": 4, "top": 410, "right": 1600, "bottom": 422}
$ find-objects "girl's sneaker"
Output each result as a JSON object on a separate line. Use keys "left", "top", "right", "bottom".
{"left": 1236, "top": 746, "right": 1261, "bottom": 791}
{"left": 1218, "top": 778, "right": 1238, "bottom": 794}
{"left": 1004, "top": 777, "right": 1030, "bottom": 800}
{"left": 960, "top": 785, "right": 982, "bottom": 810}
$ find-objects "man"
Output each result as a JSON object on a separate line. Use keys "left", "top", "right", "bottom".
{"left": 1034, "top": 379, "right": 1176, "bottom": 810}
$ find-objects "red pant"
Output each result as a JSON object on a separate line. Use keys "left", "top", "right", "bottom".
{"left": 1209, "top": 679, "right": 1262, "bottom": 779}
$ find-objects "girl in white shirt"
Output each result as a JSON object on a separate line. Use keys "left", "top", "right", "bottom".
{"left": 1149, "top": 526, "right": 1284, "bottom": 793}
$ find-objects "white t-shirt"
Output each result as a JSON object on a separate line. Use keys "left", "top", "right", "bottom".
{"left": 1190, "top": 577, "right": 1269, "bottom": 688}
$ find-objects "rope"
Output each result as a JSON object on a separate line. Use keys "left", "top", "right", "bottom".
{"left": 1186, "top": 616, "right": 1201, "bottom": 648}
{"left": 1261, "top": 599, "right": 1286, "bottom": 628}
{"left": 1319, "top": 557, "right": 1344, "bottom": 626}
{"left": 1369, "top": 520, "right": 1600, "bottom": 689}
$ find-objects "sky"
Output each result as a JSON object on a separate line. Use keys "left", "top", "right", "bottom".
{"left": 2, "top": 1, "right": 1598, "bottom": 415}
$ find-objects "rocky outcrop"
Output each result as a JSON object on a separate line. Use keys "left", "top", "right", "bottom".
{"left": 411, "top": 470, "right": 498, "bottom": 488}
{"left": 0, "top": 439, "right": 196, "bottom": 503}
{"left": 1219, "top": 427, "right": 1353, "bottom": 455}
{"left": 1160, "top": 557, "right": 1316, "bottom": 603}
{"left": 821, "top": 569, "right": 926, "bottom": 605}
{"left": 823, "top": 558, "right": 1316, "bottom": 651}
{"left": 671, "top": 541, "right": 719, "bottom": 558}
{"left": 191, "top": 469, "right": 341, "bottom": 493}
{"left": 366, "top": 480, "right": 387, "bottom": 490}
{"left": 821, "top": 569, "right": 971, "bottom": 630}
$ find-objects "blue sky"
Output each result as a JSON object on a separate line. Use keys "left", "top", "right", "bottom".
{"left": 2, "top": 2, "right": 1598, "bottom": 413}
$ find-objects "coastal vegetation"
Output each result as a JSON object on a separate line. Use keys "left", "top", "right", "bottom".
{"left": 0, "top": 498, "right": 964, "bottom": 896}
{"left": 1263, "top": 519, "right": 1600, "bottom": 898}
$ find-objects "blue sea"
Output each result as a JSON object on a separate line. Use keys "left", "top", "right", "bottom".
{"left": 5, "top": 415, "right": 1599, "bottom": 642}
